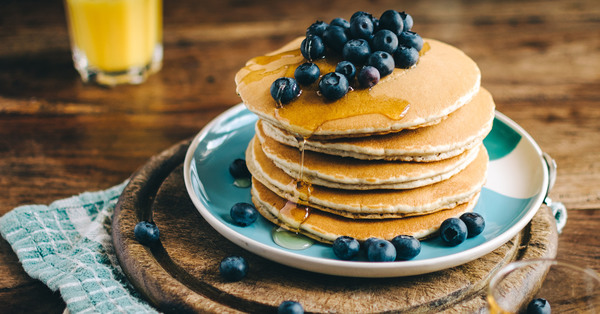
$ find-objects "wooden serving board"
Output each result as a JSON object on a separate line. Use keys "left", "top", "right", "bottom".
{"left": 112, "top": 140, "right": 558, "bottom": 313}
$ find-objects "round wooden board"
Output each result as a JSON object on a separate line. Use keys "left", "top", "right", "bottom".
{"left": 112, "top": 140, "right": 558, "bottom": 313}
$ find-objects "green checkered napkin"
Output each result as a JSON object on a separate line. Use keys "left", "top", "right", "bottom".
{"left": 0, "top": 181, "right": 157, "bottom": 313}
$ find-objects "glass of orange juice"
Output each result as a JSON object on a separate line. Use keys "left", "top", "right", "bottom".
{"left": 487, "top": 259, "right": 600, "bottom": 313}
{"left": 64, "top": 0, "right": 162, "bottom": 86}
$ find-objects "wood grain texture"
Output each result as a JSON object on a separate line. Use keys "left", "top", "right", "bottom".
{"left": 112, "top": 141, "right": 557, "bottom": 313}
{"left": 0, "top": 0, "right": 599, "bottom": 312}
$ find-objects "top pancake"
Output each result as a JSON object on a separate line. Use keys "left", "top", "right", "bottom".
{"left": 235, "top": 37, "right": 481, "bottom": 138}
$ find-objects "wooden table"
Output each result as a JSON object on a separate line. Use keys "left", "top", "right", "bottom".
{"left": 1, "top": 0, "right": 599, "bottom": 312}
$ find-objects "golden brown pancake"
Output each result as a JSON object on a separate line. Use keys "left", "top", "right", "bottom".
{"left": 256, "top": 120, "right": 481, "bottom": 190}
{"left": 252, "top": 179, "right": 478, "bottom": 243}
{"left": 246, "top": 136, "right": 488, "bottom": 219}
{"left": 236, "top": 37, "right": 481, "bottom": 138}
{"left": 260, "top": 87, "right": 495, "bottom": 161}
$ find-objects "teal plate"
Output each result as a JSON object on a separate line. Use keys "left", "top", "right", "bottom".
{"left": 183, "top": 104, "right": 549, "bottom": 278}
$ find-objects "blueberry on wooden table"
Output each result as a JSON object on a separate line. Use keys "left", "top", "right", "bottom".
{"left": 219, "top": 256, "right": 248, "bottom": 282}
{"left": 278, "top": 300, "right": 304, "bottom": 314}
{"left": 134, "top": 221, "right": 160, "bottom": 246}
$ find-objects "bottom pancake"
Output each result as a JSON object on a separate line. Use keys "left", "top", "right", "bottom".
{"left": 251, "top": 178, "right": 479, "bottom": 244}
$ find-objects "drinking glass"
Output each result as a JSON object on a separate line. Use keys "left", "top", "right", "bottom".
{"left": 488, "top": 259, "right": 600, "bottom": 313}
{"left": 64, "top": 0, "right": 163, "bottom": 86}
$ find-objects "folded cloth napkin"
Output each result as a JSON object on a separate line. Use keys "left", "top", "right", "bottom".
{"left": 0, "top": 181, "right": 157, "bottom": 313}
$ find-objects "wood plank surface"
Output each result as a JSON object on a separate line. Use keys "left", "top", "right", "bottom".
{"left": 1, "top": 0, "right": 599, "bottom": 312}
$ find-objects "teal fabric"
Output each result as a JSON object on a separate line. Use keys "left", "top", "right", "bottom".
{"left": 0, "top": 181, "right": 157, "bottom": 313}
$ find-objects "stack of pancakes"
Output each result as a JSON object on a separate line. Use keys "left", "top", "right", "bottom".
{"left": 235, "top": 37, "right": 495, "bottom": 244}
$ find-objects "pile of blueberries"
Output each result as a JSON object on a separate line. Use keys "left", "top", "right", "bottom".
{"left": 271, "top": 10, "right": 424, "bottom": 104}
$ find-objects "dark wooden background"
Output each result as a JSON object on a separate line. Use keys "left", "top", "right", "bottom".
{"left": 1, "top": 0, "right": 599, "bottom": 312}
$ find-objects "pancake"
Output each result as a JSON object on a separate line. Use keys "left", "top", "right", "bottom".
{"left": 246, "top": 136, "right": 488, "bottom": 219}
{"left": 256, "top": 121, "right": 481, "bottom": 190}
{"left": 252, "top": 179, "right": 479, "bottom": 243}
{"left": 236, "top": 37, "right": 481, "bottom": 138}
{"left": 261, "top": 87, "right": 495, "bottom": 161}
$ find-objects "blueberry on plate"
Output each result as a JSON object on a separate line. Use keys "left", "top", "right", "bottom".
{"left": 357, "top": 65, "right": 380, "bottom": 88}
{"left": 378, "top": 10, "right": 404, "bottom": 35}
{"left": 398, "top": 31, "right": 424, "bottom": 51}
{"left": 391, "top": 235, "right": 421, "bottom": 260}
{"left": 294, "top": 62, "right": 320, "bottom": 85}
{"left": 318, "top": 72, "right": 349, "bottom": 100}
{"left": 526, "top": 298, "right": 551, "bottom": 314}
{"left": 362, "top": 237, "right": 380, "bottom": 252}
{"left": 322, "top": 25, "right": 348, "bottom": 53}
{"left": 330, "top": 17, "right": 350, "bottom": 30}
{"left": 306, "top": 20, "right": 328, "bottom": 37}
{"left": 335, "top": 61, "right": 356, "bottom": 82}
{"left": 350, "top": 14, "right": 374, "bottom": 40}
{"left": 367, "top": 239, "right": 396, "bottom": 262}
{"left": 366, "top": 51, "right": 395, "bottom": 77}
{"left": 230, "top": 202, "right": 259, "bottom": 227}
{"left": 270, "top": 77, "right": 301, "bottom": 105}
{"left": 439, "top": 217, "right": 468, "bottom": 246}
{"left": 332, "top": 236, "right": 360, "bottom": 260}
{"left": 399, "top": 12, "right": 414, "bottom": 31}
{"left": 371, "top": 29, "right": 399, "bottom": 54}
{"left": 219, "top": 256, "right": 248, "bottom": 281}
{"left": 278, "top": 300, "right": 304, "bottom": 314}
{"left": 229, "top": 158, "right": 250, "bottom": 179}
{"left": 460, "top": 212, "right": 485, "bottom": 238}
{"left": 343, "top": 39, "right": 371, "bottom": 65}
{"left": 393, "top": 46, "right": 419, "bottom": 69}
{"left": 134, "top": 221, "right": 160, "bottom": 246}
{"left": 301, "top": 35, "right": 326, "bottom": 61}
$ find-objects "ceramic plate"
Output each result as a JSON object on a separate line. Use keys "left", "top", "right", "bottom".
{"left": 183, "top": 104, "right": 549, "bottom": 277}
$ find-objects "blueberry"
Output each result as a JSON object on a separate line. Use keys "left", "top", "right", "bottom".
{"left": 371, "top": 29, "right": 399, "bottom": 54}
{"left": 301, "top": 35, "right": 325, "bottom": 61}
{"left": 526, "top": 298, "right": 551, "bottom": 314}
{"left": 330, "top": 17, "right": 350, "bottom": 30}
{"left": 399, "top": 12, "right": 414, "bottom": 31}
{"left": 350, "top": 11, "right": 372, "bottom": 24}
{"left": 230, "top": 202, "right": 259, "bottom": 227}
{"left": 378, "top": 10, "right": 404, "bottom": 35}
{"left": 332, "top": 236, "right": 360, "bottom": 260}
{"left": 439, "top": 218, "right": 468, "bottom": 246}
{"left": 134, "top": 221, "right": 160, "bottom": 246}
{"left": 294, "top": 62, "right": 320, "bottom": 85}
{"left": 219, "top": 256, "right": 248, "bottom": 281}
{"left": 278, "top": 300, "right": 304, "bottom": 314}
{"left": 306, "top": 20, "right": 328, "bottom": 37}
{"left": 362, "top": 237, "right": 379, "bottom": 252}
{"left": 270, "top": 77, "right": 301, "bottom": 105}
{"left": 367, "top": 239, "right": 396, "bottom": 262}
{"left": 393, "top": 46, "right": 419, "bottom": 68}
{"left": 229, "top": 158, "right": 250, "bottom": 179}
{"left": 342, "top": 39, "right": 371, "bottom": 65}
{"left": 398, "top": 31, "right": 424, "bottom": 51}
{"left": 357, "top": 65, "right": 380, "bottom": 88}
{"left": 318, "top": 72, "right": 349, "bottom": 100}
{"left": 391, "top": 235, "right": 421, "bottom": 260}
{"left": 322, "top": 25, "right": 348, "bottom": 53}
{"left": 335, "top": 61, "right": 356, "bottom": 82}
{"left": 366, "top": 51, "right": 395, "bottom": 77}
{"left": 460, "top": 212, "right": 485, "bottom": 238}
{"left": 350, "top": 14, "right": 374, "bottom": 40}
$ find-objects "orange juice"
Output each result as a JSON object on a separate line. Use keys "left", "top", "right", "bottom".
{"left": 64, "top": 0, "right": 162, "bottom": 84}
